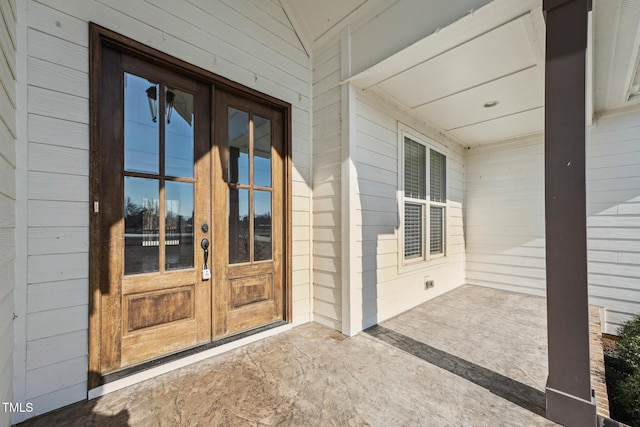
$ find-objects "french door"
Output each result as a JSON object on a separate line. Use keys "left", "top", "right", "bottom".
{"left": 93, "top": 43, "right": 286, "bottom": 378}
{"left": 213, "top": 91, "right": 284, "bottom": 337}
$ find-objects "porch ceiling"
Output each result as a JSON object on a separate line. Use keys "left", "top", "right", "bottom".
{"left": 348, "top": 0, "right": 546, "bottom": 147}
{"left": 339, "top": 0, "right": 640, "bottom": 147}
{"left": 283, "top": 0, "right": 640, "bottom": 146}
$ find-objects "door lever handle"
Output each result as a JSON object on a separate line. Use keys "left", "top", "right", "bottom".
{"left": 201, "top": 238, "right": 210, "bottom": 269}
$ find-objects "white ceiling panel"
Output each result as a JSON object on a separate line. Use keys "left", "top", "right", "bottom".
{"left": 413, "top": 66, "right": 543, "bottom": 131}
{"left": 376, "top": 17, "right": 537, "bottom": 108}
{"left": 448, "top": 107, "right": 544, "bottom": 145}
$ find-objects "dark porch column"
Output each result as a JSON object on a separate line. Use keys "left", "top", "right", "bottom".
{"left": 543, "top": 0, "right": 596, "bottom": 426}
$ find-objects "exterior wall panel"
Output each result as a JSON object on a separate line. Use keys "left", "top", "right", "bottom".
{"left": 19, "top": 0, "right": 312, "bottom": 419}
{"left": 464, "top": 112, "right": 640, "bottom": 335}
{"left": 465, "top": 136, "right": 547, "bottom": 296}
{"left": 312, "top": 38, "right": 342, "bottom": 330}
{"left": 0, "top": 0, "right": 16, "bottom": 426}
{"left": 354, "top": 90, "right": 466, "bottom": 328}
{"left": 587, "top": 110, "right": 640, "bottom": 334}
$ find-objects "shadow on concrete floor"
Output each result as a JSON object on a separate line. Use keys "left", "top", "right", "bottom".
{"left": 365, "top": 324, "right": 546, "bottom": 417}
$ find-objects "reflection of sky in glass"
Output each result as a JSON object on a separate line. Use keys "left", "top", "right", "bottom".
{"left": 229, "top": 108, "right": 249, "bottom": 184}
{"left": 227, "top": 109, "right": 273, "bottom": 219}
{"left": 124, "top": 180, "right": 193, "bottom": 220}
{"left": 166, "top": 87, "right": 194, "bottom": 178}
{"left": 233, "top": 191, "right": 271, "bottom": 225}
{"left": 228, "top": 110, "right": 272, "bottom": 188}
{"left": 125, "top": 177, "right": 158, "bottom": 208}
{"left": 254, "top": 191, "right": 271, "bottom": 217}
{"left": 236, "top": 193, "right": 248, "bottom": 220}
{"left": 254, "top": 115, "right": 271, "bottom": 188}
{"left": 124, "top": 73, "right": 159, "bottom": 174}
{"left": 166, "top": 181, "right": 194, "bottom": 219}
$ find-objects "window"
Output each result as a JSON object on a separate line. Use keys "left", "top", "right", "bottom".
{"left": 399, "top": 126, "right": 447, "bottom": 265}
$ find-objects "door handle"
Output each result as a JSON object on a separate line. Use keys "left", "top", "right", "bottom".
{"left": 201, "top": 238, "right": 210, "bottom": 269}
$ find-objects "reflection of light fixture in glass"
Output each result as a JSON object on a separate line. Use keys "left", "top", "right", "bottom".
{"left": 166, "top": 90, "right": 175, "bottom": 124}
{"left": 146, "top": 86, "right": 158, "bottom": 122}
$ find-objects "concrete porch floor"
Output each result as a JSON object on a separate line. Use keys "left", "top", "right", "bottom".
{"left": 18, "top": 285, "right": 558, "bottom": 426}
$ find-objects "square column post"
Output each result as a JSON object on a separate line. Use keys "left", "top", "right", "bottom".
{"left": 543, "top": 0, "right": 596, "bottom": 426}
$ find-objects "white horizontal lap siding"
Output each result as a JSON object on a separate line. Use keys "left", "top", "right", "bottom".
{"left": 312, "top": 39, "right": 342, "bottom": 330}
{"left": 587, "top": 109, "right": 640, "bottom": 334}
{"left": 291, "top": 105, "right": 312, "bottom": 326}
{"left": 0, "top": 0, "right": 16, "bottom": 425}
{"left": 464, "top": 136, "right": 546, "bottom": 297}
{"left": 23, "top": 0, "right": 311, "bottom": 418}
{"left": 354, "top": 90, "right": 466, "bottom": 328}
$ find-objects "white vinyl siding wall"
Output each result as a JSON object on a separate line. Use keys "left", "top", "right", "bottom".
{"left": 312, "top": 38, "right": 342, "bottom": 331}
{"left": 19, "top": 0, "right": 312, "bottom": 419}
{"left": 464, "top": 116, "right": 640, "bottom": 335}
{"left": 0, "top": 1, "right": 17, "bottom": 426}
{"left": 586, "top": 109, "right": 640, "bottom": 334}
{"left": 465, "top": 136, "right": 546, "bottom": 296}
{"left": 355, "top": 91, "right": 466, "bottom": 328}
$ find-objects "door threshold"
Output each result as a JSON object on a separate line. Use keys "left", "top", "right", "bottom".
{"left": 88, "top": 321, "right": 292, "bottom": 400}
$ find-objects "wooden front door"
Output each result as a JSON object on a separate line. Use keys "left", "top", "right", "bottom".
{"left": 97, "top": 48, "right": 213, "bottom": 372}
{"left": 213, "top": 91, "right": 284, "bottom": 337}
{"left": 92, "top": 38, "right": 287, "bottom": 379}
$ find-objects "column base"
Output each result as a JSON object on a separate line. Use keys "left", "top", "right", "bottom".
{"left": 546, "top": 386, "right": 597, "bottom": 427}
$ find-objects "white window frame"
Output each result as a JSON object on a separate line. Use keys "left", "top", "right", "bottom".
{"left": 397, "top": 123, "right": 448, "bottom": 273}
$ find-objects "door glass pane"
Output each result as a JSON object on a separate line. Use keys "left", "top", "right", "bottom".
{"left": 228, "top": 108, "right": 249, "bottom": 185}
{"left": 254, "top": 191, "right": 272, "bottom": 261}
{"left": 165, "top": 87, "right": 194, "bottom": 178}
{"left": 165, "top": 181, "right": 194, "bottom": 270}
{"left": 229, "top": 188, "right": 249, "bottom": 264}
{"left": 124, "top": 177, "right": 160, "bottom": 274}
{"left": 254, "top": 115, "right": 271, "bottom": 188}
{"left": 124, "top": 73, "right": 159, "bottom": 174}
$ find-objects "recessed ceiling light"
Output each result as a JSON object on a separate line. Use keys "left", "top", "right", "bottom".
{"left": 483, "top": 100, "right": 499, "bottom": 108}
